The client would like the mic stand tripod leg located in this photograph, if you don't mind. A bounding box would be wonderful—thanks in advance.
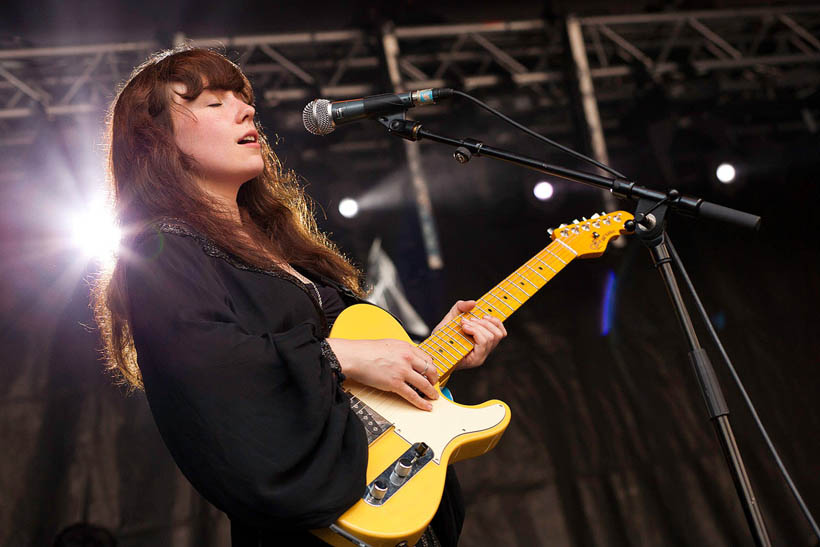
[632,197,771,546]
[650,241,771,547]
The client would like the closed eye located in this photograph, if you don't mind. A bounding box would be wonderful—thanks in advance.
[208,103,222,107]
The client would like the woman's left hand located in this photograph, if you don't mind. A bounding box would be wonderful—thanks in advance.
[432,300,507,370]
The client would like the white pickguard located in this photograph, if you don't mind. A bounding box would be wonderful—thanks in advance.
[349,385,507,464]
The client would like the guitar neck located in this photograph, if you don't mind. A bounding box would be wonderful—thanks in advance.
[418,238,579,381]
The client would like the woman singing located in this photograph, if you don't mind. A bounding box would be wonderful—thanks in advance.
[93,47,506,546]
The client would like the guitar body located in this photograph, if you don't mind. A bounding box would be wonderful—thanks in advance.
[313,303,511,547]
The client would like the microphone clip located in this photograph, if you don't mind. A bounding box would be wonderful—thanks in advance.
[379,114,422,142]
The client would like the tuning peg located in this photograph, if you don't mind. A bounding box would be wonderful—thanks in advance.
[582,216,588,221]
[547,228,554,235]
[558,223,567,228]
[601,211,606,215]
[591,213,600,219]
[572,219,580,224]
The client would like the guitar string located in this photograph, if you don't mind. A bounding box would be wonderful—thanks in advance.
[422,230,582,369]
[349,226,592,408]
[352,210,630,409]
[419,234,577,375]
[350,227,587,407]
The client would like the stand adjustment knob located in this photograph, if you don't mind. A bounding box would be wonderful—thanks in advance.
[453,146,472,164]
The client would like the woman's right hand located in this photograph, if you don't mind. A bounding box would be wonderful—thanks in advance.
[325,338,439,411]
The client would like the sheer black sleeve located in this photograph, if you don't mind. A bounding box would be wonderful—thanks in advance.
[125,231,367,530]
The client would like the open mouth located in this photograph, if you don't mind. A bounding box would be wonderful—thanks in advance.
[237,131,259,145]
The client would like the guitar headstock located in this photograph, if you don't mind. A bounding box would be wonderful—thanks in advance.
[548,211,634,258]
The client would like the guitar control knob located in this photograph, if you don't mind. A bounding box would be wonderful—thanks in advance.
[390,457,414,485]
[395,457,413,478]
[369,479,388,501]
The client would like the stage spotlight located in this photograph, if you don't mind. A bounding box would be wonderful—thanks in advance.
[716,163,736,184]
[533,181,554,201]
[338,197,359,219]
[71,205,120,263]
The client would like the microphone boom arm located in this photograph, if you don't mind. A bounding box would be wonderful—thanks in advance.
[379,116,760,231]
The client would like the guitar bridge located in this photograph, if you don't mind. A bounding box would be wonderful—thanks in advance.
[363,442,435,506]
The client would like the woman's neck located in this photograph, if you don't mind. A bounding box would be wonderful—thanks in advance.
[199,180,242,224]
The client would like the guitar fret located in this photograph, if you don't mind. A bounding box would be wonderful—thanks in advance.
[522,263,547,282]
[504,277,533,297]
[432,359,449,373]
[476,297,510,318]
[440,324,472,351]
[556,238,578,255]
[436,348,462,367]
[500,279,531,299]
[553,246,575,262]
[484,293,514,314]
[424,348,451,371]
[515,272,539,289]
[532,255,557,273]
[426,337,461,364]
[544,247,567,265]
[496,284,523,304]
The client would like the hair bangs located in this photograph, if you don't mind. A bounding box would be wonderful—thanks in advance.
[167,50,254,104]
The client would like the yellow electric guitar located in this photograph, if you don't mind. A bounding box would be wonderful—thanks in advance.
[313,211,634,547]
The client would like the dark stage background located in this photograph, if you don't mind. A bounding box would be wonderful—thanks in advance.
[1,1,819,546]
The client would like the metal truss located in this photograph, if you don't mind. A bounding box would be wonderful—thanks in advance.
[1,7,818,211]
[572,6,820,147]
[1,7,817,144]
[578,7,820,83]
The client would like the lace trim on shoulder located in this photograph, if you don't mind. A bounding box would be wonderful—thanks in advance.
[155,220,288,278]
[149,218,329,334]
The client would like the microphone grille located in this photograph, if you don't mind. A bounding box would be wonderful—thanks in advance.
[302,99,335,135]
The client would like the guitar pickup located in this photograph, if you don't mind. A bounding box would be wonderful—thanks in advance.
[349,393,392,445]
[363,442,434,506]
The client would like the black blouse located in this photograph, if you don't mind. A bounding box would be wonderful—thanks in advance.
[125,221,463,546]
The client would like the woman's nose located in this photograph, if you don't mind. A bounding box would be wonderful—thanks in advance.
[237,101,255,123]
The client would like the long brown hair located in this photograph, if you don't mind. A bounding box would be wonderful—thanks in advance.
[93,47,363,390]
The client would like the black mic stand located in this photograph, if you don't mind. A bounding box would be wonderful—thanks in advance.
[630,197,771,547]
[378,115,772,546]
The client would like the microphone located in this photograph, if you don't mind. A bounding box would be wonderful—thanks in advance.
[302,88,453,135]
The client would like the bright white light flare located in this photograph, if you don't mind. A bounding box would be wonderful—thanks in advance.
[716,163,736,184]
[339,198,359,218]
[533,181,554,201]
[71,205,121,262]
